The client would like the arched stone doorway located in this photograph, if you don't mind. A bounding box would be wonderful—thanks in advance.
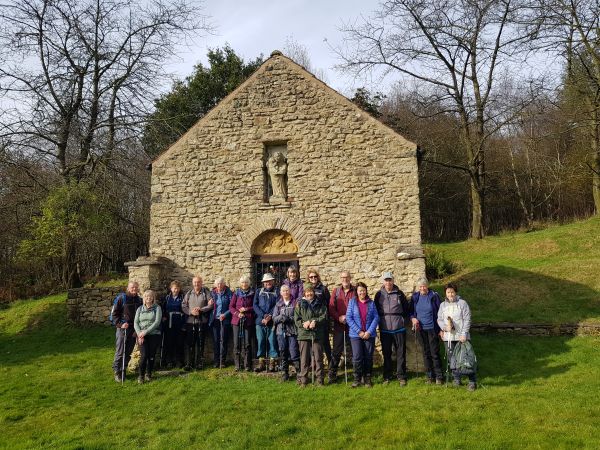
[251,229,299,288]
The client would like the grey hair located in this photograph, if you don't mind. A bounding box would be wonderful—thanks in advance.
[239,275,251,284]
[416,277,429,287]
[214,276,225,286]
[280,284,290,292]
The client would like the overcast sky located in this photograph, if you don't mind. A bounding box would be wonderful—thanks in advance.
[164,0,383,96]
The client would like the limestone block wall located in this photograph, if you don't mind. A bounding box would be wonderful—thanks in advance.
[67,287,124,325]
[147,53,425,295]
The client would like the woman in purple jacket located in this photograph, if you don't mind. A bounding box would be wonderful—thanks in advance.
[229,275,255,372]
[346,282,379,388]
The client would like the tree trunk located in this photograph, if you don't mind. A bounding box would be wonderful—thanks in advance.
[469,176,484,239]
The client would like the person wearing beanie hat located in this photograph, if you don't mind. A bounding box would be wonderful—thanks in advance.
[294,282,328,386]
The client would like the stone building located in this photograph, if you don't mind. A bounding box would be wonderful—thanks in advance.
[127,50,425,294]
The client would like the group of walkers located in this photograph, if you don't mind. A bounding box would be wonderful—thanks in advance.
[110,266,477,390]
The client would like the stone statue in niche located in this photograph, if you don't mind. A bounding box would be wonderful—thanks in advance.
[267,151,288,204]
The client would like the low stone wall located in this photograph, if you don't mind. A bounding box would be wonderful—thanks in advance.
[67,287,123,325]
[471,322,600,336]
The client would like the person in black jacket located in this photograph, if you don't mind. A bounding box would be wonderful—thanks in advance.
[111,281,143,382]
[374,272,411,386]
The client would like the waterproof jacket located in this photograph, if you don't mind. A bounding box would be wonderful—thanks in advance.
[161,292,185,330]
[282,278,304,302]
[374,285,411,332]
[313,282,331,306]
[112,293,142,329]
[134,304,162,336]
[437,296,472,341]
[329,285,356,332]
[182,287,212,325]
[346,298,379,339]
[294,297,328,342]
[272,298,297,336]
[210,286,233,326]
[253,286,279,323]
[229,288,256,327]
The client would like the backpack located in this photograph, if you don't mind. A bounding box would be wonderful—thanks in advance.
[109,293,126,326]
[450,341,478,375]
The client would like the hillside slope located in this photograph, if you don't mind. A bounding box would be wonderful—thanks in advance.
[429,216,600,323]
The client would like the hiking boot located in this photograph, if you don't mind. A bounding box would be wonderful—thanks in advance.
[254,357,266,373]
[351,379,361,388]
[183,365,192,372]
[328,370,338,384]
[399,378,407,387]
[364,376,373,388]
[281,371,290,382]
[114,372,122,383]
[453,379,461,387]
[144,373,152,382]
[426,378,434,385]
[316,379,324,387]
[468,382,477,391]
[137,375,144,384]
[269,358,278,373]
[435,378,444,385]
[382,378,390,385]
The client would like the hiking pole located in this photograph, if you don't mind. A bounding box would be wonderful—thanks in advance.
[264,324,269,372]
[159,330,165,370]
[445,317,454,388]
[311,332,315,385]
[121,327,127,384]
[342,328,348,385]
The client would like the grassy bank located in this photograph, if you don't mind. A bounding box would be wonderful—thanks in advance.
[429,216,600,323]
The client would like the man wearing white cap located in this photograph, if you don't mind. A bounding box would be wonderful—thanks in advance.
[253,273,280,372]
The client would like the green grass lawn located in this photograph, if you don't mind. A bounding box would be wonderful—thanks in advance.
[2,294,600,449]
[428,216,600,323]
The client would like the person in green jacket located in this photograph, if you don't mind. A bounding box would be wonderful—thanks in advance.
[294,283,328,387]
[134,289,162,384]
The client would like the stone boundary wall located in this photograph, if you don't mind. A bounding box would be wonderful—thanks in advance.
[471,322,600,336]
[67,287,124,325]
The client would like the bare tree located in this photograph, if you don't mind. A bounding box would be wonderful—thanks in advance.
[336,0,538,238]
[284,36,328,82]
[0,0,210,182]
[535,0,600,214]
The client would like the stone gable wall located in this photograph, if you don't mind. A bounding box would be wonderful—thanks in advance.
[147,54,425,293]
[67,287,124,325]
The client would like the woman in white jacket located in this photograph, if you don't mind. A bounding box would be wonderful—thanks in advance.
[437,283,476,391]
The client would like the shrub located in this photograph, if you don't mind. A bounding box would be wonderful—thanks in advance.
[425,247,457,280]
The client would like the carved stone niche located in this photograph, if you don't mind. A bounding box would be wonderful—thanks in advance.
[264,143,288,205]
[251,229,299,255]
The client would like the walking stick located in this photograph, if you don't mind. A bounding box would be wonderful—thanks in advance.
[264,324,269,371]
[121,327,127,384]
[310,332,315,385]
[159,330,165,370]
[343,327,348,385]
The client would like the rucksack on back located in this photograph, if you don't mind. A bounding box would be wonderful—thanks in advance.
[109,294,126,326]
[450,341,478,375]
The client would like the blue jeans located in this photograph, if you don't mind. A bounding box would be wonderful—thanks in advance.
[256,324,278,358]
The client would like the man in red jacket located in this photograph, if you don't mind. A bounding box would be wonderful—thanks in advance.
[327,271,356,383]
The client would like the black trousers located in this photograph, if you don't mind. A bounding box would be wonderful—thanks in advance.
[139,334,161,376]
[185,322,208,368]
[162,326,185,366]
[211,321,231,365]
[417,328,443,379]
[232,324,253,370]
[380,331,407,380]
[330,329,351,371]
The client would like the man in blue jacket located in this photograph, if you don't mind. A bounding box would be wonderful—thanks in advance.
[410,277,443,384]
[254,273,279,372]
[111,281,142,382]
